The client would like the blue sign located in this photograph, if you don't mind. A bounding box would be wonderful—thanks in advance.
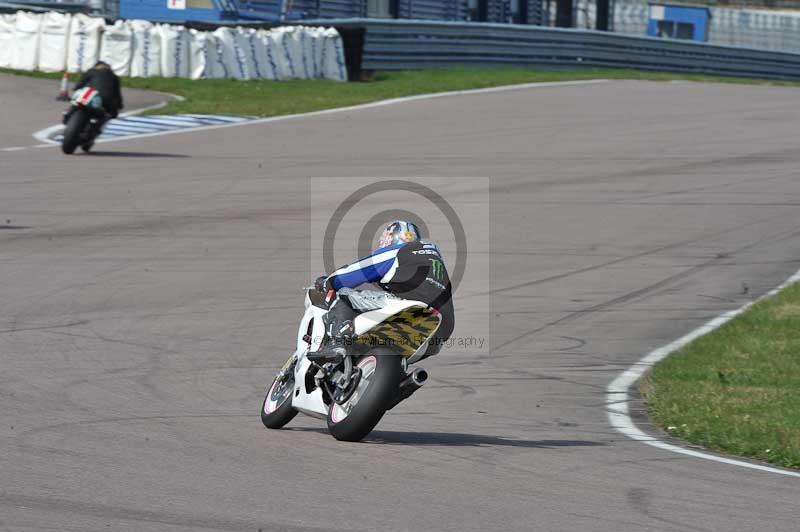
[647,3,711,42]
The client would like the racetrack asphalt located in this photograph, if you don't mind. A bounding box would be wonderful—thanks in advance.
[1,76,799,532]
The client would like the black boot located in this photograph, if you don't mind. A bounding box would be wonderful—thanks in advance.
[306,344,346,364]
[307,319,354,364]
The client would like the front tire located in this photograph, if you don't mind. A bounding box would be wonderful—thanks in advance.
[327,348,403,442]
[261,357,298,429]
[61,110,88,155]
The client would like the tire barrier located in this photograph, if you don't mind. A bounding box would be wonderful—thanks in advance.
[0,11,347,81]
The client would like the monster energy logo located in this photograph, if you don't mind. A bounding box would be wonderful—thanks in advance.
[430,258,444,280]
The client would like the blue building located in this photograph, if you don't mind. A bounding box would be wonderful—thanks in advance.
[646,3,711,42]
[118,0,545,26]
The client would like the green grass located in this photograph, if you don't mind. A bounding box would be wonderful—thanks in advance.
[642,282,800,470]
[3,66,800,118]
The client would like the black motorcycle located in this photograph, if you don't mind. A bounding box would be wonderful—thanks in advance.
[61,86,106,154]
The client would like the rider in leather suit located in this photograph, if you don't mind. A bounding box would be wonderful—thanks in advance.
[73,61,124,118]
[63,61,124,148]
[311,221,455,362]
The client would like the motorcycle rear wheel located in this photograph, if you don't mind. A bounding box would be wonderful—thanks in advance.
[327,348,402,442]
[261,357,298,429]
[61,110,88,155]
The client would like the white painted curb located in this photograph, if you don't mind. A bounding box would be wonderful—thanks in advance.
[607,269,800,478]
[32,92,186,145]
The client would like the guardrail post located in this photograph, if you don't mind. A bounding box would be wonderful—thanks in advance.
[555,0,573,27]
[596,0,610,31]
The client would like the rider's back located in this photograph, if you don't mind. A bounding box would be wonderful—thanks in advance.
[74,64,123,116]
[323,221,456,352]
[379,240,455,342]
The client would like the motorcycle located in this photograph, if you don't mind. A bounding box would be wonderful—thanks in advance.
[61,86,106,154]
[261,287,441,441]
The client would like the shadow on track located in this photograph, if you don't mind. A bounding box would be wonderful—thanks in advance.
[284,427,605,448]
[81,151,190,158]
[367,431,607,448]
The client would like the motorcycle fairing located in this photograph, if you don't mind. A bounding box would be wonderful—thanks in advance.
[354,300,441,363]
[291,354,329,419]
[290,291,330,418]
[72,86,103,109]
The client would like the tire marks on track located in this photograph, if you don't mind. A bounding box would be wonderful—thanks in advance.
[491,221,800,352]
[484,209,795,299]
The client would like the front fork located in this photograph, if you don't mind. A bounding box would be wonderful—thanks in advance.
[62,106,75,125]
[275,354,296,384]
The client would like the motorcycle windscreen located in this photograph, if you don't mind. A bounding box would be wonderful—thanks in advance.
[355,306,441,359]
[307,288,328,309]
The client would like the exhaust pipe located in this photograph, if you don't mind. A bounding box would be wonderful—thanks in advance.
[408,368,428,387]
[387,368,428,410]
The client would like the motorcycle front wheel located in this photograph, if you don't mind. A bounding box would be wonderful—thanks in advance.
[61,109,88,155]
[327,347,402,442]
[261,356,298,429]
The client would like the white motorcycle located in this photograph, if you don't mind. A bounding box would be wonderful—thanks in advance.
[261,287,441,441]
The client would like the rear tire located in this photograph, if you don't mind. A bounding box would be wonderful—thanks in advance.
[61,110,88,155]
[261,358,298,429]
[327,348,403,442]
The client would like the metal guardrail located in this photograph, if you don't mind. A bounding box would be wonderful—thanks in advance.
[0,0,92,13]
[319,19,800,80]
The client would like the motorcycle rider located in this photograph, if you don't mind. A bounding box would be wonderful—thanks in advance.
[310,221,455,363]
[64,61,124,147]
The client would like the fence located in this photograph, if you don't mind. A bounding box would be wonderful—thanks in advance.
[581,0,800,55]
[322,18,800,80]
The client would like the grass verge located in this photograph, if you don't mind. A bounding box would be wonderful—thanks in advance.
[3,67,800,118]
[641,282,800,470]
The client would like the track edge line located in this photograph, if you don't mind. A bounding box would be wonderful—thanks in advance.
[605,268,800,478]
